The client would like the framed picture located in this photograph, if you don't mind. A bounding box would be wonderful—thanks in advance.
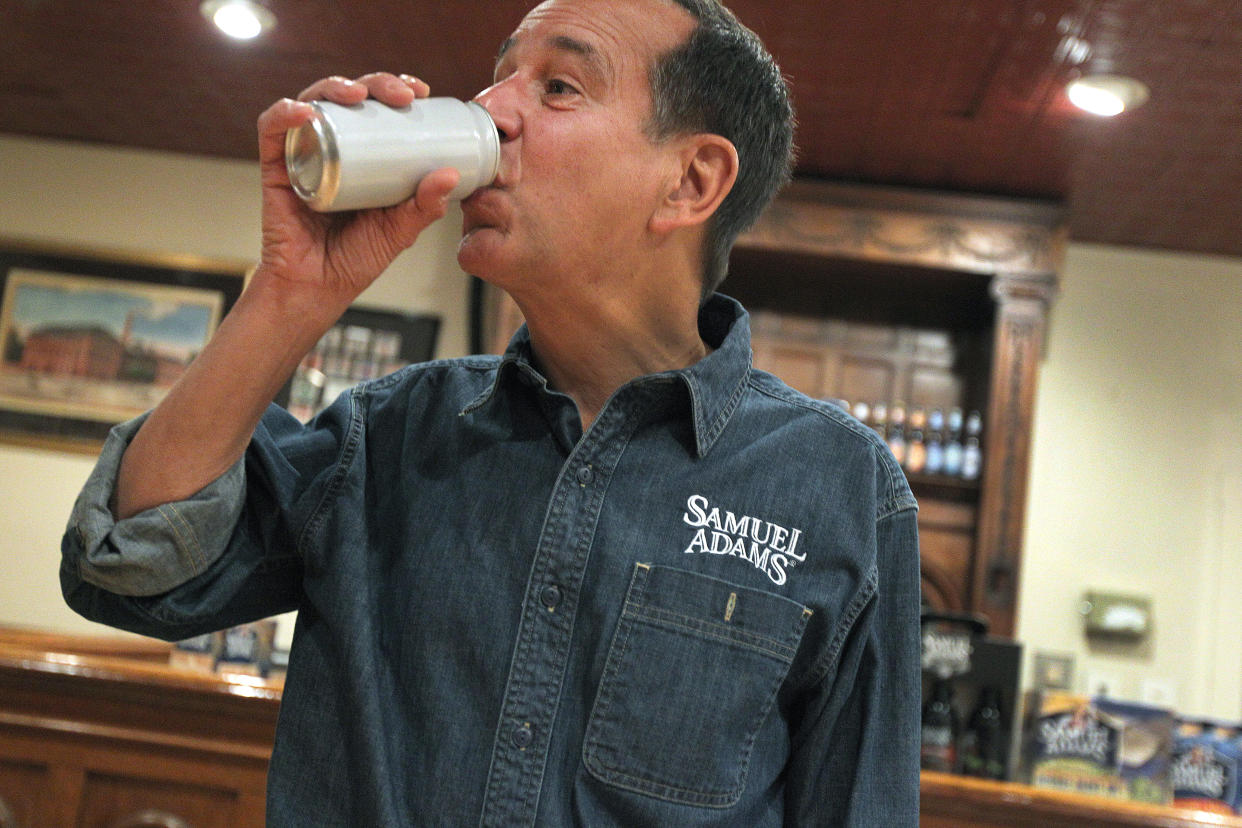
[0,239,248,452]
[279,305,440,422]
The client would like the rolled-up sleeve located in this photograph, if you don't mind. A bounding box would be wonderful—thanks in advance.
[59,400,341,641]
[63,414,247,598]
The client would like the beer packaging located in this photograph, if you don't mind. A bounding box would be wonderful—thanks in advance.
[1171,720,1242,814]
[1023,691,1174,805]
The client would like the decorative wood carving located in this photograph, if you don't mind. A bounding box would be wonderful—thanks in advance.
[739,180,1067,277]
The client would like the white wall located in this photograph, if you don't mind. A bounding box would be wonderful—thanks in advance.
[0,134,472,637]
[1016,244,1242,720]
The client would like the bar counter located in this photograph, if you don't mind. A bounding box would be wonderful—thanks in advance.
[921,771,1242,828]
[2,628,1239,827]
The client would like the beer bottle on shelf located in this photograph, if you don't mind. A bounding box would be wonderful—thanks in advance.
[943,407,964,477]
[921,674,960,773]
[886,401,907,466]
[961,410,983,480]
[905,406,927,474]
[960,686,1007,780]
[924,430,944,475]
[870,401,888,439]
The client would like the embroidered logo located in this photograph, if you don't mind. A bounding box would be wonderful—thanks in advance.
[681,494,806,586]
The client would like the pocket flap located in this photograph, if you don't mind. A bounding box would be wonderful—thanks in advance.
[624,563,812,663]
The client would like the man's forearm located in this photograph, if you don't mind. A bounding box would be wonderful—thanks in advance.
[114,273,347,520]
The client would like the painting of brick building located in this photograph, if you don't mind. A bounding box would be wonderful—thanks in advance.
[0,267,225,424]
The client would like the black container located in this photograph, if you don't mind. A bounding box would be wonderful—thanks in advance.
[920,611,1023,780]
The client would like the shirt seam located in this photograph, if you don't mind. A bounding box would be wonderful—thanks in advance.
[296,384,367,556]
[796,562,879,692]
[694,362,750,456]
[748,378,917,520]
[156,501,206,576]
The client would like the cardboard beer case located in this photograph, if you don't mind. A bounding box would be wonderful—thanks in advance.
[1023,691,1175,805]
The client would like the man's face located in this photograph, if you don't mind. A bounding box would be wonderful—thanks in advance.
[457,0,696,290]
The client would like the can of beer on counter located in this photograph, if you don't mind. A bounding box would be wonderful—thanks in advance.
[284,98,500,212]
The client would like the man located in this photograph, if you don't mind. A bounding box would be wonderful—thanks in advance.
[62,0,921,824]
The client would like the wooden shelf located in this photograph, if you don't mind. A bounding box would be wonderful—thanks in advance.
[922,771,1242,828]
[907,472,982,501]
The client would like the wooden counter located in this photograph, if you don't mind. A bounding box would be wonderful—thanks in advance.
[922,771,1242,828]
[0,629,279,828]
[3,628,1240,827]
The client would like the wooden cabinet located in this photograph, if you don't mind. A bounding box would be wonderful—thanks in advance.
[0,631,277,828]
[731,181,1062,636]
[476,181,1062,636]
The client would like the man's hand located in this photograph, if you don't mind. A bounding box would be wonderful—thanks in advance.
[113,72,461,520]
[254,72,461,319]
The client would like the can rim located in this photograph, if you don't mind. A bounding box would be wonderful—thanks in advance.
[466,100,501,187]
[285,102,341,210]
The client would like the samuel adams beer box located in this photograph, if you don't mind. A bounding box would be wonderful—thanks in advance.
[1023,691,1175,805]
[1171,719,1242,814]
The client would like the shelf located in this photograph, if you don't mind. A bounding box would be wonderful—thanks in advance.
[908,472,982,502]
[921,771,1242,828]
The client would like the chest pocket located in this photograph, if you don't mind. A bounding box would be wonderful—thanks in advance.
[582,563,812,808]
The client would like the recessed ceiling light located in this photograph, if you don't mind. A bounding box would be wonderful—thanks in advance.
[200,0,275,41]
[1066,74,1149,117]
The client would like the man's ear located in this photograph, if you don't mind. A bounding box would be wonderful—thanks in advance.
[650,134,739,235]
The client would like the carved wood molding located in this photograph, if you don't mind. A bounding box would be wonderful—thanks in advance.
[971,272,1054,635]
[738,179,1067,277]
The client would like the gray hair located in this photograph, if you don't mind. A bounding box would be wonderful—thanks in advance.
[646,0,796,300]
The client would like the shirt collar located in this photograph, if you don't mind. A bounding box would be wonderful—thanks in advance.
[461,293,752,458]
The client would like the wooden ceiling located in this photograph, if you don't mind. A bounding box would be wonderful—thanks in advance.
[3,0,1241,259]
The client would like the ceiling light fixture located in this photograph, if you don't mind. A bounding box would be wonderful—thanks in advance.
[200,0,275,41]
[1066,74,1149,117]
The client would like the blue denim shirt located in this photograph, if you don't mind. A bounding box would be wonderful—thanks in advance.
[62,294,920,827]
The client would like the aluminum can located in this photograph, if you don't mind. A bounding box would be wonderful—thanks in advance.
[285,98,500,212]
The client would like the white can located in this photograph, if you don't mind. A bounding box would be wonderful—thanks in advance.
[284,98,500,212]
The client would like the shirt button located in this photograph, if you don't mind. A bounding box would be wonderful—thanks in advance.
[512,723,534,749]
[540,585,562,610]
[576,466,594,486]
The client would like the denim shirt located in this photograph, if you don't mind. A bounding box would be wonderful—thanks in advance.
[62,294,920,827]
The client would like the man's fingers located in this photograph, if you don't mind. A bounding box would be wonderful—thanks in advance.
[376,168,461,249]
[295,73,426,108]
[414,167,462,212]
[257,98,315,171]
[398,75,433,98]
[296,75,370,104]
[353,72,422,106]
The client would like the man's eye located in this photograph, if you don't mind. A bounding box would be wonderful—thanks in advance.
[546,79,578,96]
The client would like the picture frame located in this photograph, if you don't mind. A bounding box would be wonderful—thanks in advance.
[278,305,440,422]
[0,239,249,453]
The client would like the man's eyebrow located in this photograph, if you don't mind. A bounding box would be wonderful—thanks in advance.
[548,35,610,81]
[493,33,611,83]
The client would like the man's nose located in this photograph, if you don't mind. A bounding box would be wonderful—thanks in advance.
[473,80,520,143]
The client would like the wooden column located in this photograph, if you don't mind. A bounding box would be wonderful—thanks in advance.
[973,270,1057,635]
